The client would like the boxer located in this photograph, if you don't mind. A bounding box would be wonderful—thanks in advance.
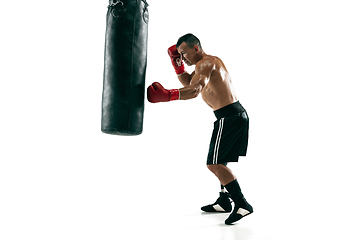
[147,33,253,224]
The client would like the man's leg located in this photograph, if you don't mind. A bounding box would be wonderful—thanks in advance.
[207,164,236,186]
[201,163,233,213]
[207,164,253,224]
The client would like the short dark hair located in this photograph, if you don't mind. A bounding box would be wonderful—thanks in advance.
[176,33,202,50]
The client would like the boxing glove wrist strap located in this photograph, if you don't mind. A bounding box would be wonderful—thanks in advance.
[169,89,180,101]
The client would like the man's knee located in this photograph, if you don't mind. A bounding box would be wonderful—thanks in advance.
[207,164,223,174]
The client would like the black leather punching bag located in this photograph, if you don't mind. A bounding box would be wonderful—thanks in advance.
[101,0,149,135]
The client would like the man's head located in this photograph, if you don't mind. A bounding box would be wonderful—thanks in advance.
[176,33,203,66]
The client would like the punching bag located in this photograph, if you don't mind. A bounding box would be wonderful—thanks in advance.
[101,0,149,135]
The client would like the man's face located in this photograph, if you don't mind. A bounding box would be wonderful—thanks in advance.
[177,42,198,66]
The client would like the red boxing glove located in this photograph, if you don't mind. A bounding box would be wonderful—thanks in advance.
[147,82,180,103]
[167,45,185,75]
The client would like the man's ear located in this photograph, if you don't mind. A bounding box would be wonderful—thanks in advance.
[194,45,200,53]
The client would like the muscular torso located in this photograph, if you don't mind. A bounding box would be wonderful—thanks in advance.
[193,55,237,111]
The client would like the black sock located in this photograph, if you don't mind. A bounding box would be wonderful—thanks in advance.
[225,179,244,200]
[221,184,226,193]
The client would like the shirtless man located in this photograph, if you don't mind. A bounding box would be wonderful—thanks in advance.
[147,33,253,224]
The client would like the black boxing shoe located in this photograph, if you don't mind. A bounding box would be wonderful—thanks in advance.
[201,192,232,213]
[224,197,253,225]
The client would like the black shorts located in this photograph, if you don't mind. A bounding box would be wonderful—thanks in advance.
[207,101,249,165]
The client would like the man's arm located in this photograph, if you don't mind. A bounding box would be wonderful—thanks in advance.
[178,71,195,87]
[178,74,206,100]
[147,57,214,103]
[178,60,213,100]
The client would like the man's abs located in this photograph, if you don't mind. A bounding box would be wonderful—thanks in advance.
[201,87,237,110]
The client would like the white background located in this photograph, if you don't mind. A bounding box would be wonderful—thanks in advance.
[1,0,359,239]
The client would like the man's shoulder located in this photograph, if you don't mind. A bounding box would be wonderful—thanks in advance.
[200,55,219,64]
[195,55,217,72]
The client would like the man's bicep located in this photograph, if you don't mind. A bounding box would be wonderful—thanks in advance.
[190,73,207,90]
[188,60,213,86]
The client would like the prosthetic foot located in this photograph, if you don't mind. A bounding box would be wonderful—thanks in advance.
[224,197,253,225]
[201,192,232,213]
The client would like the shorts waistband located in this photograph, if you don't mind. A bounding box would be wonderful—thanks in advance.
[213,101,245,120]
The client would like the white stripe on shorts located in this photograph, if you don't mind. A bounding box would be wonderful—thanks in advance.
[213,118,224,164]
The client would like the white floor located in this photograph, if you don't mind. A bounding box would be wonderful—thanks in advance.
[2,115,360,240]
[2,134,360,240]
[114,199,359,240]
[137,208,266,240]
